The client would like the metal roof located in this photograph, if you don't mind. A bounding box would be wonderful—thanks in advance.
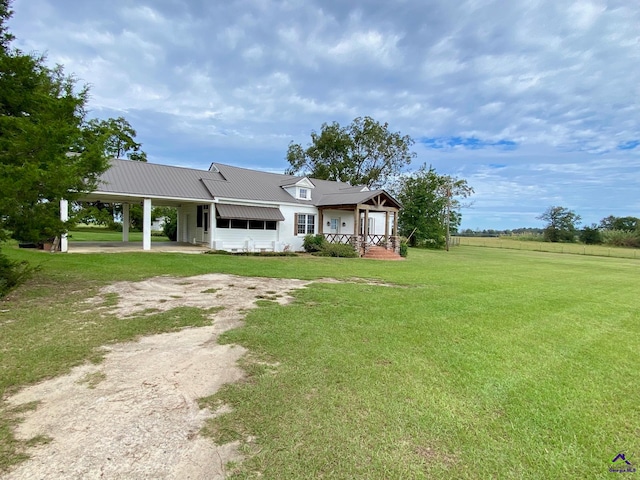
[89,159,401,209]
[93,159,215,201]
[316,190,402,208]
[216,204,284,221]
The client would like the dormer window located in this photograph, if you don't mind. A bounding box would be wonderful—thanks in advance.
[282,177,315,200]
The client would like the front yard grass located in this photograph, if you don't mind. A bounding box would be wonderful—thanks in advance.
[1,245,638,478]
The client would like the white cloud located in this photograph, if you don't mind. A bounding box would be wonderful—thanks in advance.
[327,30,402,67]
[7,0,640,228]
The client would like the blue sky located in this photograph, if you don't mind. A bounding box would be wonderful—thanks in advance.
[9,0,640,230]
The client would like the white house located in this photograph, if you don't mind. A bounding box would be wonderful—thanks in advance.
[65,159,402,256]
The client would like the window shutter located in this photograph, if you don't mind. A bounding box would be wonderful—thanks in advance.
[294,213,298,235]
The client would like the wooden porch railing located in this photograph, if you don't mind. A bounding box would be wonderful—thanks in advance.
[323,234,400,256]
[365,234,387,246]
[323,233,353,245]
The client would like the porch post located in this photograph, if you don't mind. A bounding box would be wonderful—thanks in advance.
[363,208,369,237]
[318,207,324,235]
[353,205,360,237]
[353,205,361,255]
[393,211,398,236]
[175,206,181,243]
[142,198,152,250]
[122,203,130,242]
[209,203,215,249]
[385,211,390,249]
[60,199,68,253]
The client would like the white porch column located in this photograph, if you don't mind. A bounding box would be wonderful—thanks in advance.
[122,203,130,242]
[208,203,215,249]
[60,199,69,253]
[385,211,390,249]
[175,206,181,243]
[143,198,152,250]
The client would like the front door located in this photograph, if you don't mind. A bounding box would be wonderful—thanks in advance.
[330,218,340,234]
[196,205,209,242]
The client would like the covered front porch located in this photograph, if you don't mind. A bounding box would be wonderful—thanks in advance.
[317,191,401,257]
[61,194,288,254]
[60,194,191,253]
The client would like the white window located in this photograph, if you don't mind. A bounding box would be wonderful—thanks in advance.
[299,188,309,199]
[297,214,315,235]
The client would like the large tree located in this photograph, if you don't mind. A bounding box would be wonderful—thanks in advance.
[82,116,147,162]
[0,0,110,296]
[286,116,415,189]
[537,206,581,242]
[0,2,108,243]
[599,215,638,232]
[394,165,473,248]
[75,117,148,227]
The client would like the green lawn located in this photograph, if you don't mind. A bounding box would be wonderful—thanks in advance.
[1,245,638,478]
[456,235,640,259]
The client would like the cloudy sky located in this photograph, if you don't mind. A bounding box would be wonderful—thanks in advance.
[9,0,640,230]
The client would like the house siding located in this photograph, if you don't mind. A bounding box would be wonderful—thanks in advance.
[279,204,318,251]
[320,209,355,236]
[212,227,279,252]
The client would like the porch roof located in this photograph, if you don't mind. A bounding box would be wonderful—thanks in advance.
[316,190,401,209]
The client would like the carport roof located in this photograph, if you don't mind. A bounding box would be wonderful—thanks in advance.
[89,159,216,201]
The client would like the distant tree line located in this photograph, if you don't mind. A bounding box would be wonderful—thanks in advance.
[458,228,544,237]
[459,210,640,249]
[535,207,639,248]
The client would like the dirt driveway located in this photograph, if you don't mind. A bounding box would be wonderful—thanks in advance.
[3,274,314,479]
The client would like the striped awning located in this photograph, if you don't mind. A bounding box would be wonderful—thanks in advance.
[215,204,284,221]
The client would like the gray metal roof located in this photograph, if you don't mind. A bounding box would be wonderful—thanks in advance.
[316,190,402,208]
[90,159,401,208]
[94,159,215,200]
[216,204,284,221]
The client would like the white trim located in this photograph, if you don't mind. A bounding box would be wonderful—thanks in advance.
[281,177,315,189]
[143,199,152,250]
[60,199,68,253]
[209,203,215,249]
[214,197,310,208]
[214,198,281,207]
[87,191,214,204]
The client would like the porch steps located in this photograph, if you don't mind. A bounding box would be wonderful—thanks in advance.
[363,245,404,261]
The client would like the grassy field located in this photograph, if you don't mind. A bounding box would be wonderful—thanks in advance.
[1,245,638,478]
[455,235,640,259]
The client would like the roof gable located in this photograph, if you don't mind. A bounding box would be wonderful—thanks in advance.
[280,176,315,189]
[316,189,402,209]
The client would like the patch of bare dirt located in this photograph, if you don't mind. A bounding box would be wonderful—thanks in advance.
[2,274,312,480]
